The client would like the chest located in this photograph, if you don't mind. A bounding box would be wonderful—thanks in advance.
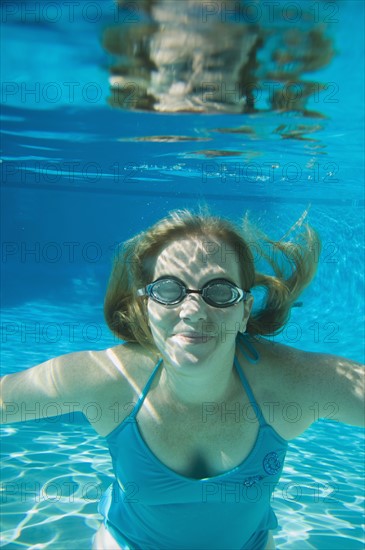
[135,398,260,479]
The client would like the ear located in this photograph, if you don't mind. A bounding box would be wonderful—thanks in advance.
[240,294,254,333]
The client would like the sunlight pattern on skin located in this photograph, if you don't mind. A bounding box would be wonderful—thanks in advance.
[145,238,250,397]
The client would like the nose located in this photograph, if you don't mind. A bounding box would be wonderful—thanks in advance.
[179,294,208,321]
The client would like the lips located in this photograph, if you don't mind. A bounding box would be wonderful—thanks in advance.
[174,332,213,343]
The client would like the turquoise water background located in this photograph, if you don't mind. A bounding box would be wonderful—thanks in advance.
[1,1,364,548]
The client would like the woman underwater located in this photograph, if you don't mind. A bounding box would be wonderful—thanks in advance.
[1,209,364,550]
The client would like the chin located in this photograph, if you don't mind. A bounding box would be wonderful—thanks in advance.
[166,343,217,367]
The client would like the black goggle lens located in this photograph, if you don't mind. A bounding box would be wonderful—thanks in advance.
[151,279,185,303]
[205,282,238,305]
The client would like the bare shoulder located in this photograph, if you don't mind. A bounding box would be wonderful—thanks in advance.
[249,338,365,435]
[83,342,160,436]
[254,337,363,387]
[0,342,159,431]
[79,342,158,400]
[80,343,157,386]
[57,341,158,392]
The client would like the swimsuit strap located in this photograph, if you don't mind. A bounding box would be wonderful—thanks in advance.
[128,334,260,421]
[234,337,266,427]
[128,358,163,420]
[236,332,259,364]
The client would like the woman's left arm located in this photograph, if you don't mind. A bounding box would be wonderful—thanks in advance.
[304,352,364,427]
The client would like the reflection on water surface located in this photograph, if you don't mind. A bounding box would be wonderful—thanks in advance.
[103,0,335,115]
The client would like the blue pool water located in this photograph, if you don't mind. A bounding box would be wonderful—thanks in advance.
[1,1,364,548]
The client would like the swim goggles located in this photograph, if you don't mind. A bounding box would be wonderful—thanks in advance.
[137,276,249,308]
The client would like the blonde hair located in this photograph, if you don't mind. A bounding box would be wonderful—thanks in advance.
[104,208,321,349]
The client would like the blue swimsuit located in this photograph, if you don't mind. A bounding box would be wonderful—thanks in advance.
[99,335,288,549]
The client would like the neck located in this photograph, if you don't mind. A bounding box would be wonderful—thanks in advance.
[158,346,237,411]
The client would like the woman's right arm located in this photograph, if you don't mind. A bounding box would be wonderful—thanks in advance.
[0,350,105,424]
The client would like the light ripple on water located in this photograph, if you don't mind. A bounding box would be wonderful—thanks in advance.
[1,419,364,549]
[1,423,111,549]
[1,298,364,548]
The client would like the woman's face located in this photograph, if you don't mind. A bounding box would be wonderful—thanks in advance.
[146,236,253,369]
